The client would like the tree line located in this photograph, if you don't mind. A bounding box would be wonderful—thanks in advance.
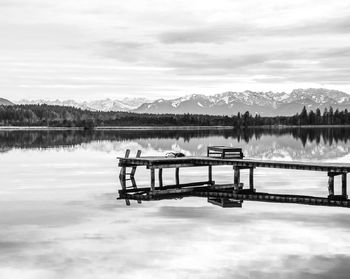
[0,104,349,127]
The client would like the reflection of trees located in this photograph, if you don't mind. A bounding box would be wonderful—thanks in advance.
[0,127,350,151]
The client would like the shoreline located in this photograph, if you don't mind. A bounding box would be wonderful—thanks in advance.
[1,124,350,131]
[0,125,235,131]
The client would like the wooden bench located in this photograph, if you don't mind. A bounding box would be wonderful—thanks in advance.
[207,146,244,159]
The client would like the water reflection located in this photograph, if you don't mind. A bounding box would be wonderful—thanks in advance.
[1,128,350,278]
[1,127,350,161]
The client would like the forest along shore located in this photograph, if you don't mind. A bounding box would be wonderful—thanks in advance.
[0,104,349,128]
[0,126,234,131]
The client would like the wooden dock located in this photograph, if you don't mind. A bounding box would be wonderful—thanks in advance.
[118,146,350,208]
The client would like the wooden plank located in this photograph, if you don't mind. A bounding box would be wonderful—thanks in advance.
[148,163,197,169]
[119,155,350,172]
[207,198,242,208]
[118,180,213,194]
[194,191,350,208]
[122,190,350,208]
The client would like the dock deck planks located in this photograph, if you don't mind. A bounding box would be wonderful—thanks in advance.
[118,156,350,172]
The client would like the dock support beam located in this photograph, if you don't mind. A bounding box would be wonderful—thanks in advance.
[208,166,213,185]
[328,173,335,197]
[175,168,180,185]
[130,150,141,179]
[119,149,130,206]
[342,173,347,199]
[249,168,254,191]
[150,168,155,192]
[234,167,240,186]
[159,169,163,188]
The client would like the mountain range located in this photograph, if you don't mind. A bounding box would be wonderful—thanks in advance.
[2,88,350,116]
[16,97,149,112]
[134,88,350,116]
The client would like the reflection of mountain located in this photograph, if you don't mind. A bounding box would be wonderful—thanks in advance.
[1,128,350,161]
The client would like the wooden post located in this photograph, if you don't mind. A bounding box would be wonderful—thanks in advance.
[119,149,130,206]
[234,167,240,186]
[249,168,254,191]
[328,173,334,197]
[175,168,180,185]
[119,149,130,180]
[130,150,141,178]
[159,168,163,188]
[342,173,347,198]
[208,165,213,185]
[150,168,155,192]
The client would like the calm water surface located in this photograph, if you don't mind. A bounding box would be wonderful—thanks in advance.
[1,128,350,279]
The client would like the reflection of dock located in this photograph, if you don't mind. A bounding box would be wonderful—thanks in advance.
[118,146,350,208]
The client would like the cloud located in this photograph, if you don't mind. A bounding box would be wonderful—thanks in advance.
[158,17,350,44]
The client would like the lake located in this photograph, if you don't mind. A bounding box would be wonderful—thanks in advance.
[1,127,350,279]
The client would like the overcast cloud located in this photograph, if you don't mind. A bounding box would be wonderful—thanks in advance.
[0,0,350,101]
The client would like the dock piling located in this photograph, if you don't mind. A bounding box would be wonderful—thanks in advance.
[328,173,335,197]
[159,169,163,188]
[249,167,254,191]
[119,149,130,206]
[342,173,347,198]
[208,165,213,185]
[175,168,180,185]
[234,167,240,186]
[150,168,155,192]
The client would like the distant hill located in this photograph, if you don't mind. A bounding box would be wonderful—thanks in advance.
[134,88,350,116]
[0,98,13,106]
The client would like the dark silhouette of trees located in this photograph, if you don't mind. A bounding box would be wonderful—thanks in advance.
[0,104,350,127]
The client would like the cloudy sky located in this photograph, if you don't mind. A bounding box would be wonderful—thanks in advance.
[1,0,350,101]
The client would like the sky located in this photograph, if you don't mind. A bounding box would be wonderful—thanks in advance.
[1,0,350,101]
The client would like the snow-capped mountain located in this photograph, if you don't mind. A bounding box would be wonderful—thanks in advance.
[134,88,350,116]
[12,88,350,116]
[0,98,13,106]
[17,97,149,112]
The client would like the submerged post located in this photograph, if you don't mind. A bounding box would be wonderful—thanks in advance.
[119,149,130,206]
[342,173,347,199]
[159,169,163,188]
[249,167,254,191]
[208,165,213,185]
[328,173,334,197]
[130,150,141,178]
[234,167,240,186]
[175,168,180,185]
[150,168,155,192]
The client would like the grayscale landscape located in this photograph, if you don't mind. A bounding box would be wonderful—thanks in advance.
[1,0,350,278]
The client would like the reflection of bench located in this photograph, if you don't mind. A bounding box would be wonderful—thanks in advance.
[207,146,244,159]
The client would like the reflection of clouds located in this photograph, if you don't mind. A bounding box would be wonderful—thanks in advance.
[155,205,350,229]
[2,135,350,278]
[77,135,350,162]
